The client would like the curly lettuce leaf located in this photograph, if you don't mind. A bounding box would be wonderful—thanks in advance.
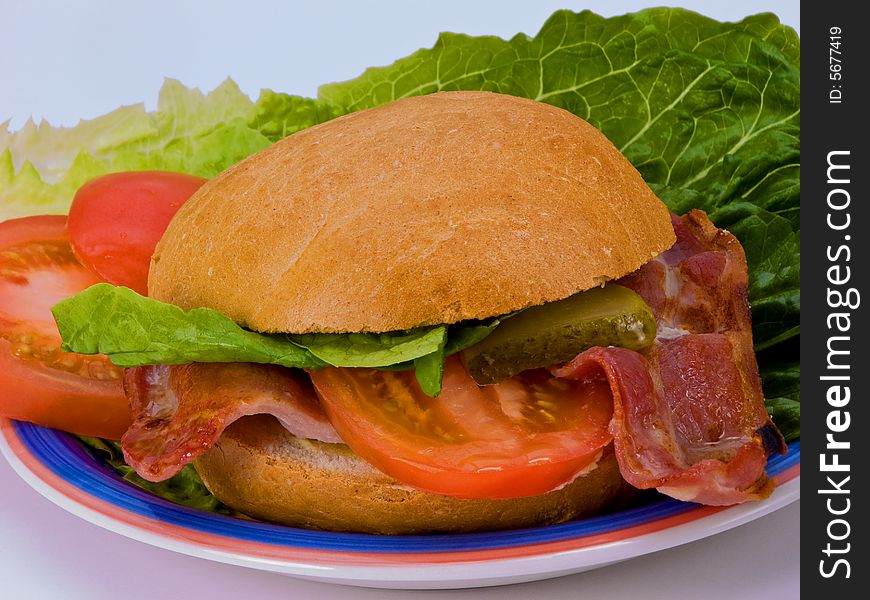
[0,79,273,219]
[250,89,342,142]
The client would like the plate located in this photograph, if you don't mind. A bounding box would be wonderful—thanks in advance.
[0,418,799,589]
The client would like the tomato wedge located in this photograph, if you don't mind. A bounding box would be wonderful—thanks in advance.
[309,357,613,499]
[0,215,130,438]
[67,171,206,295]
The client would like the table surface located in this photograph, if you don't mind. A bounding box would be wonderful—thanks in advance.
[2,2,800,598]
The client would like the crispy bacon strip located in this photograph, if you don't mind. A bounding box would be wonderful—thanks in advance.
[122,362,341,481]
[554,211,785,505]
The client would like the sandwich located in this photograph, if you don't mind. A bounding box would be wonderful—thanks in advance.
[52,91,786,533]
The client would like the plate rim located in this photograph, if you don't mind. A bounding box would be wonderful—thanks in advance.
[0,418,800,585]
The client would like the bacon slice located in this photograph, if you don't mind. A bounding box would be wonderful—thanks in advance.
[122,362,341,481]
[554,211,785,505]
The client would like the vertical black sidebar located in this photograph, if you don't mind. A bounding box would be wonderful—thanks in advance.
[802,3,867,596]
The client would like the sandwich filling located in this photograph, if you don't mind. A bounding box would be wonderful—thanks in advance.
[119,211,785,506]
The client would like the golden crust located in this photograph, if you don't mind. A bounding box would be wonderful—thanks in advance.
[149,91,675,333]
[193,415,634,534]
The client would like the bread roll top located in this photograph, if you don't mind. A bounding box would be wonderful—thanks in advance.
[149,91,675,333]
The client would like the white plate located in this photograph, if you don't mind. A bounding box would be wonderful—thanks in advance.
[0,418,799,589]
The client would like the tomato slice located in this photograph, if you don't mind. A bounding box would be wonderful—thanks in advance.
[67,171,206,295]
[309,357,613,499]
[0,215,130,438]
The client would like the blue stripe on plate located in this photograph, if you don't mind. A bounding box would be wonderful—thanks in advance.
[13,420,799,553]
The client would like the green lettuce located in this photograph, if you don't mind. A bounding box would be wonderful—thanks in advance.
[77,436,233,514]
[52,284,481,396]
[758,339,800,442]
[0,80,278,218]
[53,284,514,397]
[289,328,446,369]
[378,318,504,395]
[412,335,449,397]
[52,283,322,369]
[709,202,800,351]
[4,7,800,446]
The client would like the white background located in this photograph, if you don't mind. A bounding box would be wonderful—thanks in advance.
[1,1,800,598]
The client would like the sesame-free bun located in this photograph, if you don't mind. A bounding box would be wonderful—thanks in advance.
[149,91,675,333]
[193,415,634,534]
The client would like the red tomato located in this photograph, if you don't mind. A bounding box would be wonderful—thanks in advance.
[67,171,206,295]
[309,357,614,499]
[0,215,130,438]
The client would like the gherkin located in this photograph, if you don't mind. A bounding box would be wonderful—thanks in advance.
[462,284,656,384]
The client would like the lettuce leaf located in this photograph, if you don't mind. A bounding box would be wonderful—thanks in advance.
[758,338,799,441]
[0,80,273,218]
[77,436,233,514]
[52,284,484,396]
[290,327,447,368]
[413,334,449,397]
[52,283,323,369]
[709,202,800,351]
[765,397,799,442]
[375,318,503,396]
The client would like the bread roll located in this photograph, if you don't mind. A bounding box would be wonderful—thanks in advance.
[149,91,674,333]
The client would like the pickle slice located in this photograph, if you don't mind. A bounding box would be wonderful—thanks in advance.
[462,284,656,384]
